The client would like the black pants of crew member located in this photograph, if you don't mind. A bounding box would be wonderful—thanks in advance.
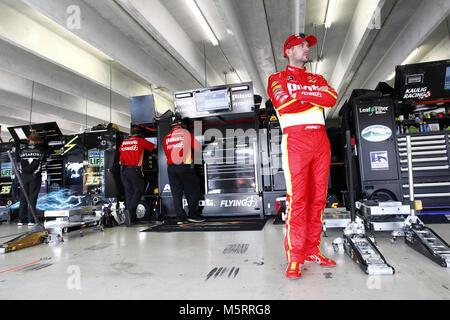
[167,164,200,222]
[120,166,145,224]
[19,173,41,223]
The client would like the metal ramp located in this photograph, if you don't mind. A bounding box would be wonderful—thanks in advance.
[333,130,395,275]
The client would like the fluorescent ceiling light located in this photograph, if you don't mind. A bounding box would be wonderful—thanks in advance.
[401,48,419,65]
[325,0,336,29]
[185,0,218,46]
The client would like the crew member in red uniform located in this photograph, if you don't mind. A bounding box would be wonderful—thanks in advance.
[163,116,204,225]
[267,33,338,279]
[119,125,156,226]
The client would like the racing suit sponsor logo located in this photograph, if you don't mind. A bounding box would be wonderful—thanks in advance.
[286,83,328,95]
[166,136,184,143]
[120,145,138,151]
[121,140,138,145]
[305,125,322,130]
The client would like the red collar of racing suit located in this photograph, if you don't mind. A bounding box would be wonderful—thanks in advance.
[285,65,307,77]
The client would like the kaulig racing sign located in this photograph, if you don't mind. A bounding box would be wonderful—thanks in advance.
[402,87,431,100]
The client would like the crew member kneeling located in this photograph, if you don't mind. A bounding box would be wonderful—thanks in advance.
[119,125,156,227]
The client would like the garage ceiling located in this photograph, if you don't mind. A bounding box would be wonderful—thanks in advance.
[0,0,449,140]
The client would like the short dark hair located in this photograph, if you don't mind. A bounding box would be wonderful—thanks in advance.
[171,115,187,128]
[130,125,144,136]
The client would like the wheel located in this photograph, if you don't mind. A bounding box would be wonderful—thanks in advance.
[390,236,396,244]
[136,199,158,221]
[136,200,151,221]
[369,189,397,202]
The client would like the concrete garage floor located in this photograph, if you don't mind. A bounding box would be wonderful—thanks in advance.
[0,218,449,300]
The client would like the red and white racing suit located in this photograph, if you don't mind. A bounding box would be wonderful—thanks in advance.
[267,65,337,264]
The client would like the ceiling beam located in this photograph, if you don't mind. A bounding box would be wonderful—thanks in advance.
[0,37,130,115]
[19,0,200,99]
[212,0,268,100]
[362,0,450,90]
[115,0,223,88]
[328,0,385,90]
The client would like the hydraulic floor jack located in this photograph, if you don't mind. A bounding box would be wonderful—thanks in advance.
[0,151,48,254]
[333,130,395,275]
[402,135,450,268]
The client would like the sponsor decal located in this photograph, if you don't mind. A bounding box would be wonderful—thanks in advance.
[231,93,252,100]
[220,196,257,208]
[120,145,138,151]
[163,184,171,192]
[305,125,321,130]
[180,196,258,208]
[403,87,431,100]
[358,105,389,116]
[183,199,215,207]
[287,83,327,94]
[370,151,389,170]
[361,125,392,142]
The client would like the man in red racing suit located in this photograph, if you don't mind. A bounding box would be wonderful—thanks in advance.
[267,33,338,279]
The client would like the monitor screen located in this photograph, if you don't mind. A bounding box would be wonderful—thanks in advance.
[88,150,104,167]
[445,66,450,90]
[195,88,231,112]
[129,95,155,125]
[1,162,12,177]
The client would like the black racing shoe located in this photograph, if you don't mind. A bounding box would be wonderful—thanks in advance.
[177,220,189,225]
[124,209,132,227]
[187,216,206,223]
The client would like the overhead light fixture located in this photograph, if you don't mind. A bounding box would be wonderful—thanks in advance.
[325,0,336,29]
[185,0,219,46]
[401,47,419,65]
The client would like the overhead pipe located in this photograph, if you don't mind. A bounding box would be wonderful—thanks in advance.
[292,0,306,34]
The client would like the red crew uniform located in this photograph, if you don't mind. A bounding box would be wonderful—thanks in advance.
[119,136,155,166]
[163,125,203,223]
[119,135,155,226]
[163,126,201,164]
[268,63,337,266]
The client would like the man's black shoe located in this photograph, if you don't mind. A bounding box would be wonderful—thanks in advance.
[177,220,189,225]
[187,216,206,223]
[124,209,132,227]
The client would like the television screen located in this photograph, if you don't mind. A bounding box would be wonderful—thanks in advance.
[445,66,450,90]
[88,150,104,167]
[1,162,12,177]
[195,88,231,112]
[129,95,155,125]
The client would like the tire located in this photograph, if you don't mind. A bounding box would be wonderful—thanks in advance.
[136,200,151,221]
[369,189,397,202]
